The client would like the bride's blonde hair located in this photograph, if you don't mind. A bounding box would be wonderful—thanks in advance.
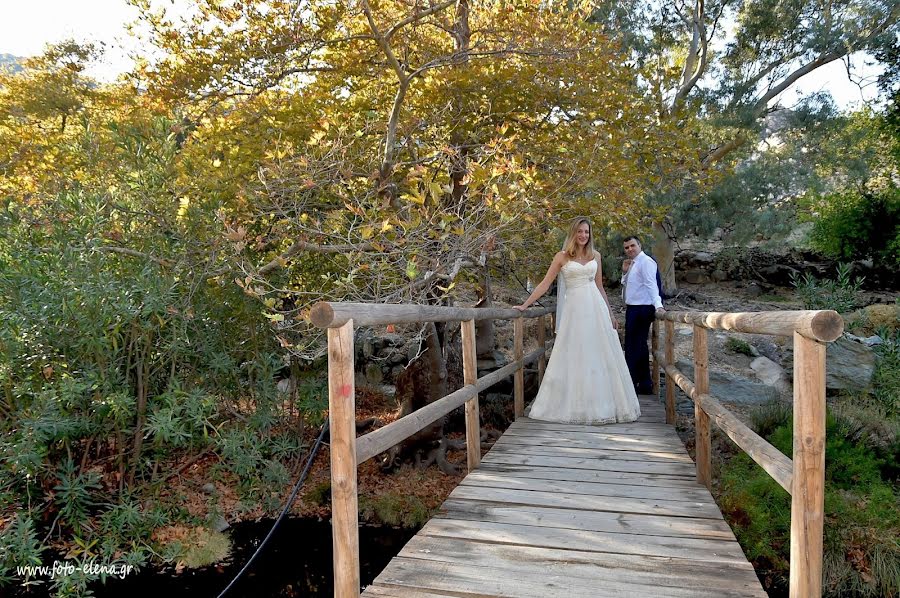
[562,217,595,259]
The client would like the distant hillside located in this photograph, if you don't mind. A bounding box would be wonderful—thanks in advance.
[0,54,23,73]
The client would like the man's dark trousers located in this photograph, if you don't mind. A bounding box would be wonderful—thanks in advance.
[625,304,655,394]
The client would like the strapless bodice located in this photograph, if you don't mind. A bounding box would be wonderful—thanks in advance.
[561,259,597,289]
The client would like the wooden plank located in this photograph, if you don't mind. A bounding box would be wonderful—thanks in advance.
[437,498,736,540]
[446,485,724,519]
[460,319,480,471]
[514,318,524,419]
[516,419,675,435]
[481,452,697,477]
[486,441,695,464]
[475,462,704,488]
[694,324,712,489]
[500,427,685,448]
[790,331,826,598]
[459,470,716,502]
[327,320,360,598]
[396,535,766,596]
[419,518,753,563]
[537,314,546,383]
[665,319,676,423]
[376,554,765,598]
[498,431,686,454]
[652,319,660,395]
[363,585,466,597]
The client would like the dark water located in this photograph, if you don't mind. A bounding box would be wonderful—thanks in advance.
[13,519,417,597]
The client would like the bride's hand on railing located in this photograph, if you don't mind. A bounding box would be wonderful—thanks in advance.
[514,304,527,312]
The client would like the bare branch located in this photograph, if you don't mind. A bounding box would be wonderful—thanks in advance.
[258,239,377,275]
[95,246,173,267]
[385,0,457,41]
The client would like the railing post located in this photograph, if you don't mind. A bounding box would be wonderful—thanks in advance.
[693,324,711,489]
[537,315,546,384]
[460,319,481,471]
[651,320,660,396]
[790,332,825,597]
[327,320,359,598]
[664,320,676,425]
[514,318,524,419]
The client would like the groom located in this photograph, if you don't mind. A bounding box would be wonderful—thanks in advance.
[622,236,665,395]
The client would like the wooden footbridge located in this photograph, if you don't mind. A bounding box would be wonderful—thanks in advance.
[310,302,844,598]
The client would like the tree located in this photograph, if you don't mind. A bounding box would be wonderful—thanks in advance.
[589,0,900,292]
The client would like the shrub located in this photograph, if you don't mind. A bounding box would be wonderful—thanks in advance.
[719,412,900,597]
[802,187,900,267]
[792,262,863,313]
[725,337,755,356]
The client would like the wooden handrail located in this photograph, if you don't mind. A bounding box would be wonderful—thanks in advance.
[356,348,546,464]
[656,309,839,597]
[658,309,842,342]
[655,354,793,492]
[311,301,553,598]
[310,301,553,328]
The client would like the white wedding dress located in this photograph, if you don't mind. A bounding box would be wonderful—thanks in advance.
[529,259,641,424]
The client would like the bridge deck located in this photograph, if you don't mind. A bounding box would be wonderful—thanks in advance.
[361,396,766,597]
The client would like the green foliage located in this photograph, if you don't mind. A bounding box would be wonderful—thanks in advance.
[872,329,900,418]
[53,460,102,535]
[360,492,431,528]
[303,481,331,506]
[0,515,45,587]
[792,263,863,313]
[802,187,900,267]
[173,529,231,569]
[725,337,754,356]
[720,404,900,597]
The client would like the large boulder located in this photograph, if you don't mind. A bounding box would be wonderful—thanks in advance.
[825,336,876,393]
[675,359,779,405]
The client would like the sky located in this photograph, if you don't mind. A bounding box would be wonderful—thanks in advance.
[0,0,887,111]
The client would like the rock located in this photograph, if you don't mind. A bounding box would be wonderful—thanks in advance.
[211,516,230,533]
[846,333,883,347]
[693,252,715,265]
[678,327,693,336]
[477,350,509,371]
[750,356,788,392]
[745,282,765,298]
[759,264,799,286]
[825,336,876,393]
[364,362,383,384]
[683,269,710,284]
[711,269,728,282]
[676,359,778,404]
[201,483,217,495]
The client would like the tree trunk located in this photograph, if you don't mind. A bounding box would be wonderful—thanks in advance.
[475,265,495,358]
[651,218,677,297]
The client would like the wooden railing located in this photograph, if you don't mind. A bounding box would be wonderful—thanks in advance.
[309,302,554,598]
[651,309,843,598]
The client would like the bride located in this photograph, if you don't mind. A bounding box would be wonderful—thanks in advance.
[514,217,640,424]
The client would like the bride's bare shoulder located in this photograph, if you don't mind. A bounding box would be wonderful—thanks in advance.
[553,251,568,263]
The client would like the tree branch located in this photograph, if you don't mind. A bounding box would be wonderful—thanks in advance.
[258,239,377,275]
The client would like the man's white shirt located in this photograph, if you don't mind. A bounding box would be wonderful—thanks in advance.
[622,251,663,308]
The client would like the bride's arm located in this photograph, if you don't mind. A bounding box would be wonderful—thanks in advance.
[514,252,566,311]
[593,251,618,329]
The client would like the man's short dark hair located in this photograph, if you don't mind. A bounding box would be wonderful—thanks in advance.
[623,236,641,245]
